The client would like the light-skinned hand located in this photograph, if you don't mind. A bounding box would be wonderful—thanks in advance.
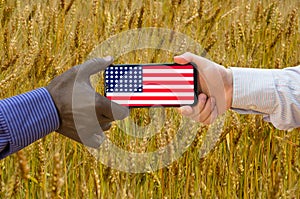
[174,52,233,124]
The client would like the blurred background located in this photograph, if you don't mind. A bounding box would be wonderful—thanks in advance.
[0,0,299,198]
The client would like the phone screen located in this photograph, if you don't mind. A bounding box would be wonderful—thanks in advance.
[104,63,198,107]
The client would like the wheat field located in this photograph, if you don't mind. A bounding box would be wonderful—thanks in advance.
[0,0,299,198]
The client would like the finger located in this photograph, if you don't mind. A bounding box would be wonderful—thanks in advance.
[80,133,106,148]
[79,56,114,80]
[95,93,129,120]
[191,93,207,115]
[97,115,113,123]
[177,106,194,116]
[192,97,215,122]
[202,104,218,125]
[100,122,112,131]
[177,93,207,117]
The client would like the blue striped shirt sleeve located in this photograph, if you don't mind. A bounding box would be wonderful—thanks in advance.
[231,66,300,130]
[0,88,59,159]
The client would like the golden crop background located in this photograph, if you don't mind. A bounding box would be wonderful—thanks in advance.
[0,0,299,198]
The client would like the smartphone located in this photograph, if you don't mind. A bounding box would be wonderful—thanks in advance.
[104,63,198,108]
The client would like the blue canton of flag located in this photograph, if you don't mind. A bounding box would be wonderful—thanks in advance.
[105,66,143,93]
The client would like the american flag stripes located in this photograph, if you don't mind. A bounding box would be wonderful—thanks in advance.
[105,64,196,107]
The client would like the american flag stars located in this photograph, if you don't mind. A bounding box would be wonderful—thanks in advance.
[105,66,143,93]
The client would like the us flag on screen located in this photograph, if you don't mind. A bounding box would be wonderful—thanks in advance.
[105,64,195,107]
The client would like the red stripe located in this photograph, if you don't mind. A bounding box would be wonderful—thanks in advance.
[143,81,194,85]
[120,104,182,107]
[143,65,193,69]
[107,96,194,100]
[143,73,193,77]
[143,89,194,92]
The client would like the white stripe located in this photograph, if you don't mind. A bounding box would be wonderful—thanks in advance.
[143,77,194,81]
[143,69,193,73]
[111,100,195,104]
[106,92,195,96]
[143,85,194,89]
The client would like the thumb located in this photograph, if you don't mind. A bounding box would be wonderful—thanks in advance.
[95,92,130,120]
[174,52,196,64]
[175,52,217,74]
[79,56,114,79]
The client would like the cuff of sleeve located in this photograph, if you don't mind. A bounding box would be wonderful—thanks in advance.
[230,67,278,114]
[0,88,59,156]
